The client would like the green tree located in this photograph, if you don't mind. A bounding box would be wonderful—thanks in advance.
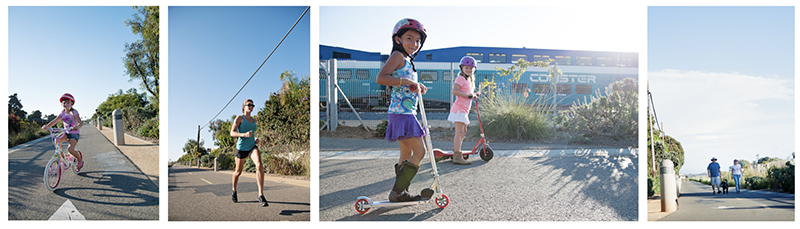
[208,118,235,148]
[27,110,42,120]
[123,6,159,101]
[256,70,310,150]
[8,93,26,118]
[44,114,57,122]
[182,138,208,161]
[646,109,684,176]
[93,88,148,119]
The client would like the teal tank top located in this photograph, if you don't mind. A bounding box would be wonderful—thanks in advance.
[236,116,257,151]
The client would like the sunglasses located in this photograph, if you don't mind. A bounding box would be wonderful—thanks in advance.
[245,104,255,107]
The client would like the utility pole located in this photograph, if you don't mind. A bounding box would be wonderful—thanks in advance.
[196,125,201,168]
[649,84,656,178]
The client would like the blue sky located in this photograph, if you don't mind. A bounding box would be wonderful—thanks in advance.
[320,6,643,53]
[648,6,794,174]
[7,6,144,121]
[168,6,310,161]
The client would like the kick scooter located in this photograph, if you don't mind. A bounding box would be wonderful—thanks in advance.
[43,127,83,191]
[433,95,494,162]
[354,85,449,214]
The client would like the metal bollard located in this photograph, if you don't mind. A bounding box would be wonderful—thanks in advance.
[98,117,102,130]
[112,109,125,146]
[214,157,219,172]
[660,159,678,212]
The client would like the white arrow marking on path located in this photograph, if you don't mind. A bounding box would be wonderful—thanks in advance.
[48,199,86,220]
[201,178,212,184]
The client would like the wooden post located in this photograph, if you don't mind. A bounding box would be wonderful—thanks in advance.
[197,125,201,168]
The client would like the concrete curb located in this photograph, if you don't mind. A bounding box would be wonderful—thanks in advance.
[8,135,50,154]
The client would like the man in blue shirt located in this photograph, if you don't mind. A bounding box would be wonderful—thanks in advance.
[707,157,722,194]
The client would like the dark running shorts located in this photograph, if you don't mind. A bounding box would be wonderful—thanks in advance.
[235,146,259,159]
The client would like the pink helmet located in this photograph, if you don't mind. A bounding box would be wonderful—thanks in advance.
[60,93,75,104]
[459,56,477,68]
[392,18,427,44]
[393,18,426,37]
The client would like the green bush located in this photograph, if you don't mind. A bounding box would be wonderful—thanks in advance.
[480,93,554,140]
[746,176,771,190]
[217,153,235,170]
[648,176,660,196]
[375,119,388,138]
[768,162,795,193]
[200,155,213,167]
[557,78,638,142]
[8,116,48,148]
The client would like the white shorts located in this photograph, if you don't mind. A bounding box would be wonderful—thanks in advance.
[447,112,470,125]
[710,176,721,185]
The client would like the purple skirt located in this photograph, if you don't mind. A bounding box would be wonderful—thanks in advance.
[385,114,426,142]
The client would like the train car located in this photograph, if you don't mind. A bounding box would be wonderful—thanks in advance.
[319,45,638,111]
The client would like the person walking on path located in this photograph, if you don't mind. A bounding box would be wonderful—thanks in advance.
[730,159,744,194]
[707,157,722,194]
[230,99,268,207]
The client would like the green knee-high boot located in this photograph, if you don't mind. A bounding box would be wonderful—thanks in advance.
[389,160,421,202]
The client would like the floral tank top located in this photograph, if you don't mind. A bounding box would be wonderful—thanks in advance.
[388,58,419,115]
[59,109,80,134]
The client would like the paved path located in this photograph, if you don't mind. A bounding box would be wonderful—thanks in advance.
[168,165,310,221]
[657,180,794,221]
[8,126,159,220]
[96,126,159,184]
[320,147,638,221]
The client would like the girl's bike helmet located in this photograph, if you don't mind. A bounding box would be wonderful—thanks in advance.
[60,93,75,104]
[459,56,477,69]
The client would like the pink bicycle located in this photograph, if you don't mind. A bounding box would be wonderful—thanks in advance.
[43,127,82,191]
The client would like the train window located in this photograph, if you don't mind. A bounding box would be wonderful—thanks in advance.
[597,57,613,67]
[511,54,527,64]
[319,69,326,79]
[443,71,453,81]
[356,70,370,79]
[511,83,528,93]
[333,51,351,59]
[576,56,592,66]
[555,56,571,65]
[426,53,432,60]
[617,57,633,67]
[533,55,550,62]
[576,85,593,94]
[532,84,550,94]
[466,53,484,63]
[557,84,571,94]
[337,69,352,79]
[419,71,438,81]
[489,53,506,63]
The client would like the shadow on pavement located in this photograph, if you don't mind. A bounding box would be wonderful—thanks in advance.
[528,153,638,221]
[55,171,159,207]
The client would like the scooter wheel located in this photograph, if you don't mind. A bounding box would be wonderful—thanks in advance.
[435,194,449,208]
[462,154,469,160]
[480,145,494,161]
[354,198,370,214]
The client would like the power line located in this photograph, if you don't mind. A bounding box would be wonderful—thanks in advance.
[201,6,309,130]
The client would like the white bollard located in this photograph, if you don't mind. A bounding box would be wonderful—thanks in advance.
[214,157,219,172]
[112,109,125,146]
[660,159,678,212]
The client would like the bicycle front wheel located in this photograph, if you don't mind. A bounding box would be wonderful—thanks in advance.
[43,157,62,191]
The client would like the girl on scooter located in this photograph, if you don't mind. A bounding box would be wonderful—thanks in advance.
[41,93,84,171]
[376,18,430,202]
[447,56,478,165]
